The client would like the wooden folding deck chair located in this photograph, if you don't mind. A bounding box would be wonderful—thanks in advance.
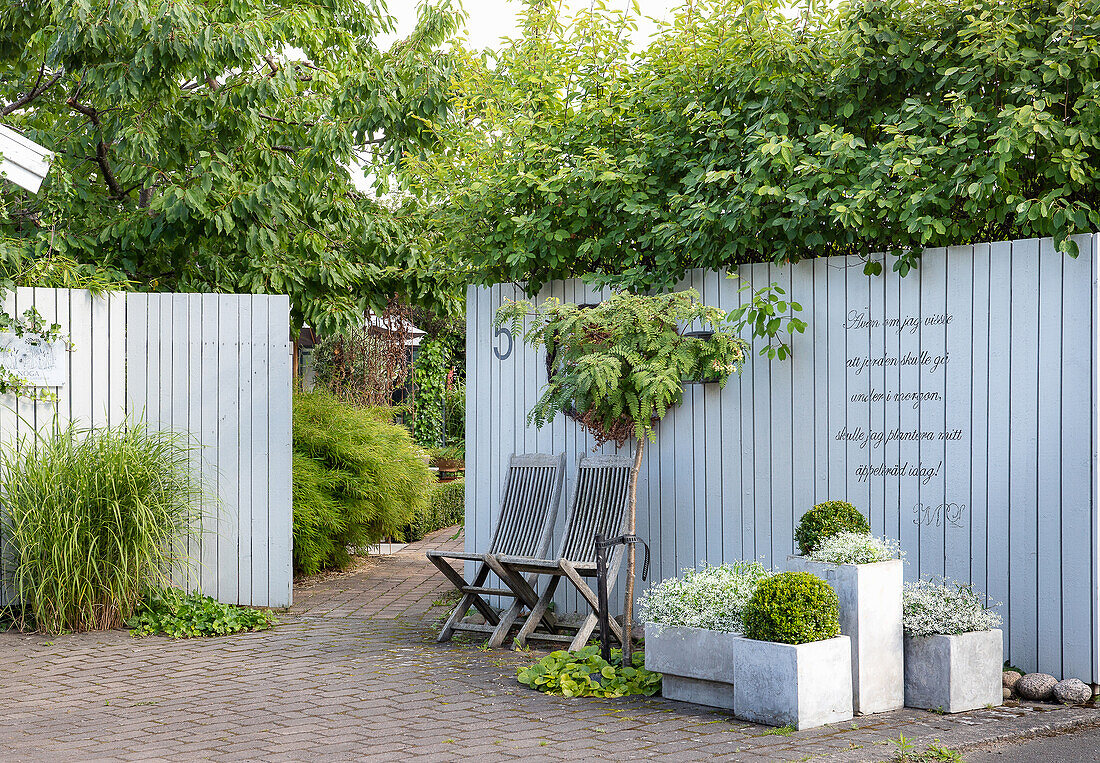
[492,453,636,651]
[427,453,566,645]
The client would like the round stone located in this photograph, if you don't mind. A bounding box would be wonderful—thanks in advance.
[1052,678,1093,705]
[1003,671,1021,690]
[1015,673,1058,701]
[1002,687,1014,700]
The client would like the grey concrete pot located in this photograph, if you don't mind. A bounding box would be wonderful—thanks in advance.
[731,635,853,730]
[644,623,740,710]
[786,555,904,714]
[903,629,1003,712]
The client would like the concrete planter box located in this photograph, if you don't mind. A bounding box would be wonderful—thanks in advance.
[644,623,739,709]
[903,629,1003,713]
[731,635,853,730]
[786,555,904,714]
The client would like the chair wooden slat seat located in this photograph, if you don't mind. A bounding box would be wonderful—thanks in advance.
[427,453,566,645]
[491,454,636,651]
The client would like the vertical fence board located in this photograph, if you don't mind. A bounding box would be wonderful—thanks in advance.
[216,296,241,605]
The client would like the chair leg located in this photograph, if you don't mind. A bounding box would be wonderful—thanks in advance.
[484,556,559,631]
[514,575,561,649]
[429,558,500,642]
[559,560,624,646]
[568,614,600,651]
[486,598,526,648]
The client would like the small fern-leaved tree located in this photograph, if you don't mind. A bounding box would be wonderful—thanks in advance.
[496,289,749,661]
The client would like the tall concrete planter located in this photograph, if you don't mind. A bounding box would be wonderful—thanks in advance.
[644,623,739,709]
[903,629,1003,712]
[731,635,854,730]
[786,556,904,714]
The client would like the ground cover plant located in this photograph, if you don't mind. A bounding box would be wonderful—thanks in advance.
[516,645,662,698]
[292,389,431,575]
[639,561,770,634]
[809,532,902,565]
[498,289,749,661]
[127,588,276,638]
[0,422,200,633]
[743,571,841,645]
[903,579,1002,637]
[794,501,871,555]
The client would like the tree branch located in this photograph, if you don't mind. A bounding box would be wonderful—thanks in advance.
[259,112,316,127]
[67,97,125,198]
[1,70,63,116]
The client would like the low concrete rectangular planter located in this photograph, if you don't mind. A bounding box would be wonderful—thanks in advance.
[903,629,1003,713]
[786,556,904,714]
[644,623,739,710]
[731,635,853,730]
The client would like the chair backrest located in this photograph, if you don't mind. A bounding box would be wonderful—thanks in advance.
[487,453,567,558]
[556,454,636,565]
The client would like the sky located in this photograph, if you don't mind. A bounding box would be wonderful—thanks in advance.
[385,0,681,51]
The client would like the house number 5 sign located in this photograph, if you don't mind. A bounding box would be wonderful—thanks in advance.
[494,326,513,361]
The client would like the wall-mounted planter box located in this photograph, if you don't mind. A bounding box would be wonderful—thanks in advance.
[644,623,739,710]
[731,635,853,730]
[903,629,1002,713]
[786,556,904,714]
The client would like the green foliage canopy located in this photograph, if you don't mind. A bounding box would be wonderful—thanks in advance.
[497,289,749,445]
[0,0,465,332]
[410,0,1100,293]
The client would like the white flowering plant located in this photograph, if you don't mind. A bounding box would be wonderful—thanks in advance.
[638,561,770,634]
[902,579,1002,637]
[808,532,903,565]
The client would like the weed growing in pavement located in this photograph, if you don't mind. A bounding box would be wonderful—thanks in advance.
[890,735,963,762]
[762,724,796,736]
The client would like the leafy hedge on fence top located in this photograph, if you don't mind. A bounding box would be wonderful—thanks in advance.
[410,0,1099,294]
[292,390,431,575]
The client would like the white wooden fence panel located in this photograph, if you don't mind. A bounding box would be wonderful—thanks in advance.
[468,235,1100,682]
[0,289,291,608]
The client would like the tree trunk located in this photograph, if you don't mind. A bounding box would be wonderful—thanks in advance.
[621,436,645,666]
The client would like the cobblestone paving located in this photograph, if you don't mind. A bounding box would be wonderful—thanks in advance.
[0,526,1096,762]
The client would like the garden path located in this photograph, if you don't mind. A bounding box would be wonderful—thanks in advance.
[0,528,1096,761]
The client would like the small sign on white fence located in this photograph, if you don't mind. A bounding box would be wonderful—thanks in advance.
[0,334,66,386]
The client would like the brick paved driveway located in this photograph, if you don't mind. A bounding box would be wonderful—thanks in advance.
[1,526,1096,762]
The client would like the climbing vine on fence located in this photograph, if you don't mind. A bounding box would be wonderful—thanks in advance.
[411,337,453,448]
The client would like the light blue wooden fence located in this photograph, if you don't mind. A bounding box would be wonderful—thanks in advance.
[0,289,293,608]
[466,234,1099,683]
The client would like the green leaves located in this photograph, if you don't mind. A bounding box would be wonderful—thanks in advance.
[516,646,662,698]
[411,0,1099,295]
[0,0,465,333]
[497,290,748,445]
[127,587,277,638]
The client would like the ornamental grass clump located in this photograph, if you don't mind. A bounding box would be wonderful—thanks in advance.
[639,561,770,634]
[809,532,903,565]
[0,422,201,634]
[903,579,1002,637]
[794,500,870,555]
[743,571,840,645]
